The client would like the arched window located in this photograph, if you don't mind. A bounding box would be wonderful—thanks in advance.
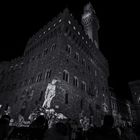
[74,52,79,61]
[39,91,44,101]
[73,76,78,87]
[87,65,90,72]
[63,70,69,82]
[36,73,42,82]
[51,43,56,51]
[31,76,35,84]
[66,44,71,54]
[81,81,86,91]
[82,59,86,66]
[45,69,52,79]
[95,70,97,77]
[44,48,48,56]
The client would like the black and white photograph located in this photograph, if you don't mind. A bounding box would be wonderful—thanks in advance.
[0,0,140,139]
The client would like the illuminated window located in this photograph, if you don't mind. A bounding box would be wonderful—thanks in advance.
[68,20,71,24]
[63,70,69,82]
[73,76,78,87]
[81,81,86,91]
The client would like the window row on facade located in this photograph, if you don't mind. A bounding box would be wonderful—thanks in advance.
[65,44,91,73]
[25,25,61,57]
[0,69,87,93]
[64,24,93,65]
[63,70,86,92]
[67,20,89,45]
[27,17,62,46]
[0,69,52,92]
[8,43,57,72]
[28,43,57,63]
[9,62,24,71]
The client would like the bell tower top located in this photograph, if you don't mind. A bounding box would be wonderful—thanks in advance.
[82,2,99,46]
[83,2,96,14]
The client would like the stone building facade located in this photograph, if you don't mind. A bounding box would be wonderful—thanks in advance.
[109,87,133,126]
[0,3,110,126]
[129,81,140,125]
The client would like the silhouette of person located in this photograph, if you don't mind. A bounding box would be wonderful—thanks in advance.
[121,125,137,140]
[0,115,11,140]
[94,115,121,140]
[29,115,48,140]
[43,122,68,140]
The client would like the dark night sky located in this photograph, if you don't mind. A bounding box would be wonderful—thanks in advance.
[0,0,139,100]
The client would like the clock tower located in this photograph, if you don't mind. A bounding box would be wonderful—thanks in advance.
[82,2,100,48]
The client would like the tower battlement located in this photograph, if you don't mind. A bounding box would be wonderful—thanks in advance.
[82,2,99,44]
